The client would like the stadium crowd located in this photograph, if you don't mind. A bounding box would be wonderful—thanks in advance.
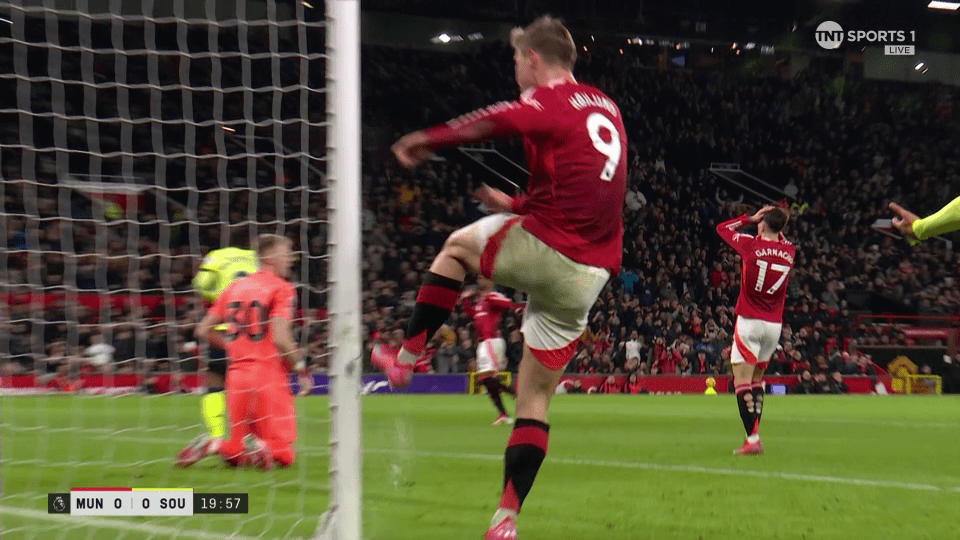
[359,44,960,383]
[2,25,959,386]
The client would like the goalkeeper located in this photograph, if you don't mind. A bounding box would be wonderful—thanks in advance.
[889,197,960,242]
[190,244,258,441]
[177,234,300,470]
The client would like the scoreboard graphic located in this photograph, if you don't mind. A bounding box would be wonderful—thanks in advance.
[48,488,248,516]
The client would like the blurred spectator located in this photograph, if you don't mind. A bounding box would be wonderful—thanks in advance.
[793,370,818,394]
[567,379,586,394]
[505,329,523,372]
[828,372,849,394]
[432,340,458,374]
[766,346,787,375]
[84,333,115,373]
[814,372,832,394]
[597,375,622,394]
[46,364,82,393]
[676,356,693,376]
[453,335,475,374]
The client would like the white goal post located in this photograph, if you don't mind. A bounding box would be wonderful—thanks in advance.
[0,0,362,538]
[318,0,363,539]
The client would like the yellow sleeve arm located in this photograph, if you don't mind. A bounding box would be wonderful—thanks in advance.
[912,195,960,241]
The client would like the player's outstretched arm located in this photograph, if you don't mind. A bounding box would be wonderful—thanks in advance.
[891,197,960,241]
[196,311,227,351]
[391,91,553,170]
[889,202,920,240]
[486,293,525,313]
[391,131,437,169]
[271,316,301,372]
[474,184,518,214]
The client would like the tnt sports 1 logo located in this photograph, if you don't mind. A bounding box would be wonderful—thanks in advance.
[815,21,845,49]
[815,21,916,55]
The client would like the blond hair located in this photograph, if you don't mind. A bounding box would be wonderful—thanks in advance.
[254,233,291,260]
[510,16,576,70]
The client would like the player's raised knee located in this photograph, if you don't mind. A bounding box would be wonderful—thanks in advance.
[442,226,477,253]
[440,227,481,271]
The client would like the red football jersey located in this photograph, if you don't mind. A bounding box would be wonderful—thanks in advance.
[209,270,296,371]
[463,291,523,342]
[422,79,627,273]
[716,215,795,323]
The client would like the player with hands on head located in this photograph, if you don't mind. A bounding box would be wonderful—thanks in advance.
[716,205,794,456]
[176,234,301,471]
[373,15,627,540]
[462,277,526,426]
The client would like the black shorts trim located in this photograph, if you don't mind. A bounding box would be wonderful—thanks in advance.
[208,346,227,376]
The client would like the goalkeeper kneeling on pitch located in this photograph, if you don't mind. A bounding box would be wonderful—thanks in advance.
[177,234,301,471]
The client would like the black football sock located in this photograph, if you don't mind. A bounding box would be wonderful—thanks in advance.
[398,272,462,364]
[735,382,757,438]
[485,379,508,416]
[751,382,765,434]
[498,419,549,513]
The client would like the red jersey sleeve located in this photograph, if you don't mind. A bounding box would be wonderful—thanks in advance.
[462,296,478,319]
[485,292,517,311]
[421,87,555,149]
[510,194,529,215]
[716,215,753,256]
[269,282,296,320]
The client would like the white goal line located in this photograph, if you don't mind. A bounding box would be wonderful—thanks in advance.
[7,432,955,494]
[0,506,259,540]
[375,448,960,494]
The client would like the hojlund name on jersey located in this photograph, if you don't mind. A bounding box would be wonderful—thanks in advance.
[568,92,617,116]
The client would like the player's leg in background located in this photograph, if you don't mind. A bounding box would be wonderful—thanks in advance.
[251,370,297,469]
[751,366,766,436]
[500,376,516,397]
[493,338,515,397]
[479,337,513,423]
[373,214,515,386]
[751,321,781,442]
[482,375,511,423]
[731,318,763,455]
[201,345,228,439]
[177,367,253,467]
[494,373,517,397]
[218,369,256,466]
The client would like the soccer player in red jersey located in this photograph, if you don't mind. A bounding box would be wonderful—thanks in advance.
[462,277,525,425]
[716,206,794,456]
[176,234,300,470]
[371,16,626,539]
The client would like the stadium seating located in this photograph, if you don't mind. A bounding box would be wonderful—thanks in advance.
[3,31,959,378]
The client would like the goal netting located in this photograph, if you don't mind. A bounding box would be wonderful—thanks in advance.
[0,1,361,539]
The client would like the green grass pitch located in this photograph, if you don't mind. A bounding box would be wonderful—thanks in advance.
[2,394,958,539]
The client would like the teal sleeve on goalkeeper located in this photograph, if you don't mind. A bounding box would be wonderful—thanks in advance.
[912,195,960,241]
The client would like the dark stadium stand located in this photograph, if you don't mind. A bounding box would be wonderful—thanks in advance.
[3,23,959,384]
